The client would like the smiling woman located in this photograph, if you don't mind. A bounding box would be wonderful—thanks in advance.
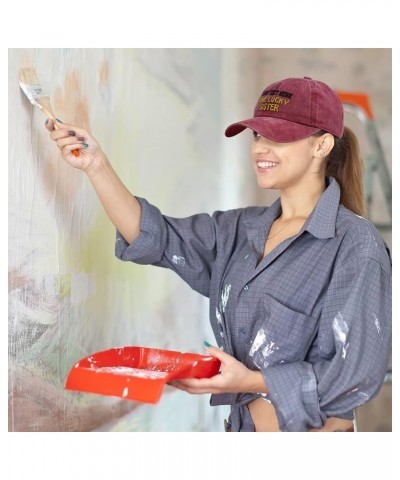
[42,75,391,432]
[250,131,334,258]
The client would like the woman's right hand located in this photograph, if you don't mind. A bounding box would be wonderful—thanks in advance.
[45,118,107,173]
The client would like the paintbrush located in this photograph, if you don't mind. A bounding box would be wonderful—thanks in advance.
[19,67,80,157]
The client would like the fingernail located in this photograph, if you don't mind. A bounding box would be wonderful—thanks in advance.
[68,130,76,136]
[82,143,89,148]
[77,136,85,141]
[56,118,63,123]
[204,341,212,348]
[45,118,49,125]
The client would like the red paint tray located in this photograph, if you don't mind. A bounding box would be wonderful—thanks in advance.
[65,346,221,404]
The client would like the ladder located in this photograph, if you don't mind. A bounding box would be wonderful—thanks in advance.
[336,92,392,231]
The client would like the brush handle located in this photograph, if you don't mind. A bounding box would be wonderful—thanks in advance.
[21,82,81,157]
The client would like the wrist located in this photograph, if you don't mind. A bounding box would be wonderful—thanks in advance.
[84,153,109,178]
[247,370,268,394]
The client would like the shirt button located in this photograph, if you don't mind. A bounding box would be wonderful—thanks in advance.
[240,328,246,335]
[243,285,249,291]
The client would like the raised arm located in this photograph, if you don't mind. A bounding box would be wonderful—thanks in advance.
[45,119,141,244]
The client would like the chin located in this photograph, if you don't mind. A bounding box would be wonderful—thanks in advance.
[257,178,279,190]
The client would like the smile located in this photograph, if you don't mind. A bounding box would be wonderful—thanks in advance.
[257,161,278,169]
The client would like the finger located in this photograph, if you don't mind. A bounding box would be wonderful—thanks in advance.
[62,142,89,156]
[45,118,55,132]
[168,380,200,393]
[50,127,71,141]
[173,378,202,388]
[50,126,88,142]
[55,134,84,149]
[46,118,76,134]
[169,379,221,395]
[173,377,220,390]
[203,343,231,363]
[49,120,88,139]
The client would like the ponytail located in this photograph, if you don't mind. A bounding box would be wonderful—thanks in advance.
[316,127,366,217]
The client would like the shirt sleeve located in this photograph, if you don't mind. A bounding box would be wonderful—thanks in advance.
[263,257,392,432]
[115,197,219,297]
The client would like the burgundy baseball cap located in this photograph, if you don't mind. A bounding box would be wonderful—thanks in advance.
[225,77,344,142]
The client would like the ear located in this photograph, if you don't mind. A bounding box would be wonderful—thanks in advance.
[313,133,334,158]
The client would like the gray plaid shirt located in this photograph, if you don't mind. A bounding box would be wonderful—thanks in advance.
[115,177,392,431]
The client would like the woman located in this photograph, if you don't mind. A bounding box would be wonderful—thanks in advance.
[45,76,391,432]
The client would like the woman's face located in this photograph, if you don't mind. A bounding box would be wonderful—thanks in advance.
[251,131,322,191]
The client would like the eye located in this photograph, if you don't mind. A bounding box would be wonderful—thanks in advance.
[252,130,261,138]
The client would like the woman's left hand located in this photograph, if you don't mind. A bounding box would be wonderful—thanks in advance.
[168,344,267,395]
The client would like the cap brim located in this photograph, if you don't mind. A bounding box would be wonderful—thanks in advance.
[225,117,320,143]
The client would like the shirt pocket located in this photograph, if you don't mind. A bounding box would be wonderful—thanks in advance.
[246,295,319,370]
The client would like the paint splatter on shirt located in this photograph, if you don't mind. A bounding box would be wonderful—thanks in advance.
[116,177,392,432]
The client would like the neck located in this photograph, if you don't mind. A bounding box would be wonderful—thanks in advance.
[279,177,325,221]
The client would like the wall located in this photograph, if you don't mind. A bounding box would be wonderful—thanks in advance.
[9,48,235,431]
[8,48,391,431]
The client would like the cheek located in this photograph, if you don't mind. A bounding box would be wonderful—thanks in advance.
[285,150,313,171]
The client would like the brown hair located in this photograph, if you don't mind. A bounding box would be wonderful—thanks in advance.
[315,127,366,217]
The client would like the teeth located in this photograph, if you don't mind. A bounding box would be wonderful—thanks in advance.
[257,161,277,168]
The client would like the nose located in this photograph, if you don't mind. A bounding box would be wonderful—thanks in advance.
[253,135,272,153]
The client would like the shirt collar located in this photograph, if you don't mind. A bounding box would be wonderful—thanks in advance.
[245,176,340,240]
[303,177,340,239]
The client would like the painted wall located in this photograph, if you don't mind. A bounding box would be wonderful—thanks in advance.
[8,48,391,431]
[9,48,235,431]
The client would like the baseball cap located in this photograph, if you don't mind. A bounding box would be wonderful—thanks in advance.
[225,76,344,142]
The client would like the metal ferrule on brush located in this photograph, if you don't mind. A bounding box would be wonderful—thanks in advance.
[19,83,47,105]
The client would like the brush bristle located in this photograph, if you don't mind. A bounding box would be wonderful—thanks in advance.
[19,66,39,85]
[19,66,56,119]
